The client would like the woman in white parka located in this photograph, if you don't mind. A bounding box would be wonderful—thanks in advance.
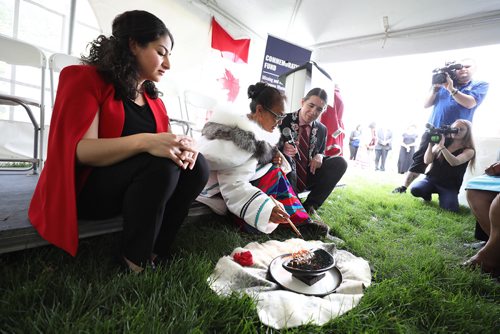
[197,82,313,234]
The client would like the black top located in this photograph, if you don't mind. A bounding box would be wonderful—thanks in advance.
[427,148,468,192]
[121,99,156,136]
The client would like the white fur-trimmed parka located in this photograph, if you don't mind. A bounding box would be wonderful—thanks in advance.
[196,107,282,233]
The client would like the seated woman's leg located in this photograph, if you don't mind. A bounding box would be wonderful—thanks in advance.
[467,189,496,236]
[78,153,190,267]
[410,178,434,202]
[153,154,209,257]
[468,193,500,275]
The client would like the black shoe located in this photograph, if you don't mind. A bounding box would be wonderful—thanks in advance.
[299,207,329,236]
[299,219,330,238]
[392,186,407,194]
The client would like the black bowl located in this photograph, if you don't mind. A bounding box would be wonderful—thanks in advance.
[282,248,335,277]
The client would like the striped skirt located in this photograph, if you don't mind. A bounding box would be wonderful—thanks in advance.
[235,165,311,233]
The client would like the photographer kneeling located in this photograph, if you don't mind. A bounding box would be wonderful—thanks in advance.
[410,119,475,212]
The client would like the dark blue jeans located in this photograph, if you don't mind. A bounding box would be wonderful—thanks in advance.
[411,177,459,212]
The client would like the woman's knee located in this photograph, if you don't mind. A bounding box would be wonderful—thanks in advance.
[410,184,429,199]
[191,153,209,184]
[175,153,209,195]
[410,186,421,197]
[136,154,181,192]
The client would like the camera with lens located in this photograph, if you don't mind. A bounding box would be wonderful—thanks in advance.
[425,123,459,143]
[432,61,463,85]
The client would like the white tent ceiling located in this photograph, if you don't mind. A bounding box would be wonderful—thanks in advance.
[192,0,500,62]
[89,0,500,64]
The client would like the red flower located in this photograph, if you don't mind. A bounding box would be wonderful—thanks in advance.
[233,251,253,266]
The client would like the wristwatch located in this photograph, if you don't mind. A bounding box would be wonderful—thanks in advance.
[451,88,458,96]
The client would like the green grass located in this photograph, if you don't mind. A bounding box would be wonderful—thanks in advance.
[1,168,499,333]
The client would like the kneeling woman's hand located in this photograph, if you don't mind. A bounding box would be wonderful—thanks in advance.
[270,205,290,225]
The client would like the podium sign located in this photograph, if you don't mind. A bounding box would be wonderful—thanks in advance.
[260,35,311,92]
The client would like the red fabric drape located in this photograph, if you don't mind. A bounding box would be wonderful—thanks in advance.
[211,17,250,63]
[321,88,345,157]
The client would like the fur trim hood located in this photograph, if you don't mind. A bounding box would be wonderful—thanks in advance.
[201,106,279,164]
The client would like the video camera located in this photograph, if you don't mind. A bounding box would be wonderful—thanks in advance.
[432,61,463,85]
[425,123,459,143]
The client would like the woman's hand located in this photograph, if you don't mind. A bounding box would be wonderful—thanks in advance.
[283,142,298,157]
[272,152,282,166]
[432,135,446,154]
[145,133,198,169]
[485,162,500,176]
[270,204,290,225]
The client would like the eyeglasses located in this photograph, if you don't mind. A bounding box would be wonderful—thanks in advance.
[263,106,287,121]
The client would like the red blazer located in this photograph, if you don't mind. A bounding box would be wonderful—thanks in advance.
[29,65,170,256]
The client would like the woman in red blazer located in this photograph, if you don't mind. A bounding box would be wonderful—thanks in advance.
[29,10,209,273]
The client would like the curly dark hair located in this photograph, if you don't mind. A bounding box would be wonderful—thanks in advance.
[81,10,174,100]
[247,82,285,113]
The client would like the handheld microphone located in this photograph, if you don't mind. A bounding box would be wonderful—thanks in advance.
[282,127,300,161]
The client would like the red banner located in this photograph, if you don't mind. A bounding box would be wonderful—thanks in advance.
[211,18,250,63]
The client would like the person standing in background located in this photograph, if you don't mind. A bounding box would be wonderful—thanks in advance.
[364,122,377,169]
[320,84,345,157]
[374,126,392,171]
[397,124,418,174]
[349,124,362,160]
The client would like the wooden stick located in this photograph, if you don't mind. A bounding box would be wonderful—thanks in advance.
[270,196,303,239]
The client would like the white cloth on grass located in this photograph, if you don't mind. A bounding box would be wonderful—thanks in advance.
[208,238,371,329]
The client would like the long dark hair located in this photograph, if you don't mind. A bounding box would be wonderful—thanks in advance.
[81,10,174,100]
[247,82,285,113]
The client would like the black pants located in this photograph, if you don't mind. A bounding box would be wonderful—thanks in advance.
[77,153,209,266]
[288,156,347,210]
